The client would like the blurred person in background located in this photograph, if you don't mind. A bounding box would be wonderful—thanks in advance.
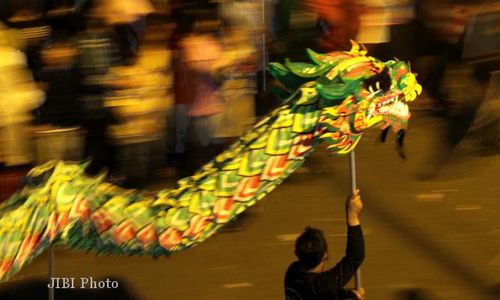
[214,12,258,141]
[104,15,173,186]
[444,1,500,155]
[413,0,495,179]
[416,0,479,110]
[356,0,424,71]
[303,0,361,51]
[217,0,262,66]
[173,12,225,163]
[4,0,49,80]
[218,0,280,42]
[266,0,281,42]
[135,15,174,169]
[36,39,80,127]
[74,1,121,174]
[73,0,154,176]
[170,10,195,166]
[355,0,390,59]
[385,0,423,66]
[218,0,268,117]
[274,0,296,39]
[91,0,155,64]
[0,22,45,168]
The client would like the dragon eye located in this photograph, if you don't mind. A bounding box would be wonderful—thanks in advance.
[364,68,391,92]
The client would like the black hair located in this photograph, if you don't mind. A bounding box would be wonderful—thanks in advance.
[294,227,328,270]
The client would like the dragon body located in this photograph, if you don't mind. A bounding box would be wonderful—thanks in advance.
[0,43,421,282]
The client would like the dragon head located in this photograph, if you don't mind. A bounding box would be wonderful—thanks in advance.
[268,41,422,154]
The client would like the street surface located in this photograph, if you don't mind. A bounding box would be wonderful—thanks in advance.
[2,110,499,300]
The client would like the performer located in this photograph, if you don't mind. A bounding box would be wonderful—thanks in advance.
[285,190,365,300]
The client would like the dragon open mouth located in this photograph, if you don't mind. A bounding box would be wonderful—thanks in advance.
[368,95,409,119]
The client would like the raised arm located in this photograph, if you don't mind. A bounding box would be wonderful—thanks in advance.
[311,190,365,294]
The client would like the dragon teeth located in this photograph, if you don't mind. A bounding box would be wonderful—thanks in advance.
[374,98,409,117]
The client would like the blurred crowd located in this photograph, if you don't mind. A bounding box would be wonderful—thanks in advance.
[0,0,498,187]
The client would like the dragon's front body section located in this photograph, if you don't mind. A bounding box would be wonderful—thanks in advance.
[0,42,421,282]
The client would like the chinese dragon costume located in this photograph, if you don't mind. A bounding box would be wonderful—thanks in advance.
[0,42,421,282]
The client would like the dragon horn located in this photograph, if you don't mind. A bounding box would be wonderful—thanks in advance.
[349,40,360,54]
[349,40,367,56]
[360,43,368,56]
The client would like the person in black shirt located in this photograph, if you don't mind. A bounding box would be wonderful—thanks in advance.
[285,189,365,300]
